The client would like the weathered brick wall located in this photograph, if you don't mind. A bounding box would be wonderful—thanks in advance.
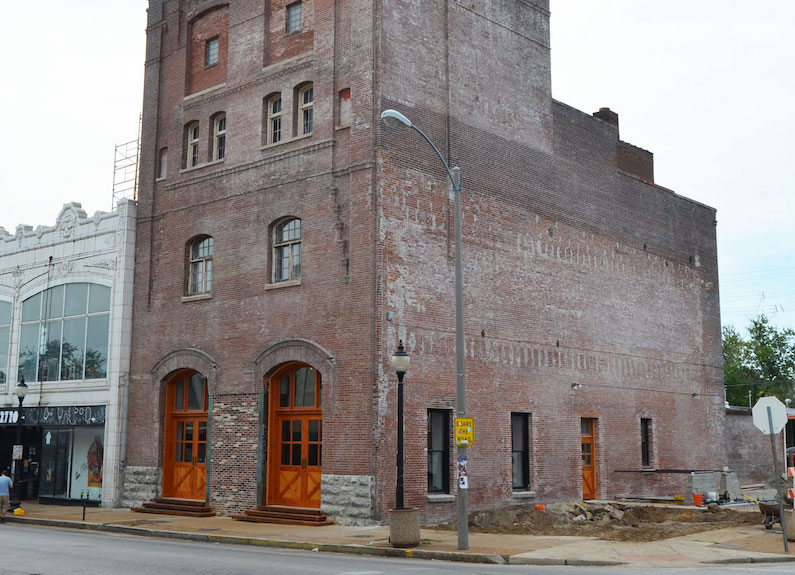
[129,0,379,517]
[725,407,784,486]
[376,1,724,522]
[187,6,229,95]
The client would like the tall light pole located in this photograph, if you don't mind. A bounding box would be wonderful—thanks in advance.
[10,377,28,510]
[381,109,469,550]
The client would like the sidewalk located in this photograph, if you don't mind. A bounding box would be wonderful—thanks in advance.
[5,502,795,567]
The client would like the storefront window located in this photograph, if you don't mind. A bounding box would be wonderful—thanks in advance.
[0,301,10,384]
[18,283,111,382]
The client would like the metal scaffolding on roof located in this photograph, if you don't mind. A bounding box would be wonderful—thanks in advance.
[112,114,141,208]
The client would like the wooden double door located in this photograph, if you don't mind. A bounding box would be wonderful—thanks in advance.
[163,371,209,500]
[268,364,322,508]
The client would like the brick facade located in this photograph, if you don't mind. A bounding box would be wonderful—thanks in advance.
[126,0,727,524]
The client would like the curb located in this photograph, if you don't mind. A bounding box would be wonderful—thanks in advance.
[8,517,504,565]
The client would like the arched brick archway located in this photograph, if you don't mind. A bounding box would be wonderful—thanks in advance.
[248,339,337,509]
[150,349,219,501]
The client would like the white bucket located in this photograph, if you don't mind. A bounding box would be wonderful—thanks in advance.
[707,491,718,501]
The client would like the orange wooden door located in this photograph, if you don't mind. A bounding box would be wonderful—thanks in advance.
[269,365,322,508]
[581,418,596,500]
[164,371,208,500]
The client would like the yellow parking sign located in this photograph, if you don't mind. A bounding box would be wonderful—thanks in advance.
[454,417,474,446]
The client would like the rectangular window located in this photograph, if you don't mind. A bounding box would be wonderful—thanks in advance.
[213,115,226,161]
[0,301,10,384]
[268,96,282,144]
[299,85,314,135]
[286,2,302,34]
[511,413,530,491]
[187,123,200,168]
[205,36,219,67]
[427,409,450,493]
[641,418,652,467]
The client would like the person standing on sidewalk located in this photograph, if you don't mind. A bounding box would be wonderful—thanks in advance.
[0,469,12,523]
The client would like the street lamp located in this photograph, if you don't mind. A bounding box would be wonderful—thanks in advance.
[389,340,419,548]
[391,340,410,510]
[9,377,28,510]
[381,109,469,550]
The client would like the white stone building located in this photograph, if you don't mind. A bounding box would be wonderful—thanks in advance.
[0,200,136,506]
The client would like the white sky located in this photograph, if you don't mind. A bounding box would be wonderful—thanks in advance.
[1,1,792,333]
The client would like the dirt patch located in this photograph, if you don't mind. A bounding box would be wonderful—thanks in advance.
[433,502,762,542]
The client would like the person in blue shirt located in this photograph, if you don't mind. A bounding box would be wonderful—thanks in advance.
[0,469,13,523]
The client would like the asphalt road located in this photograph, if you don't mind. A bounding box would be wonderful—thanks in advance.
[2,524,794,575]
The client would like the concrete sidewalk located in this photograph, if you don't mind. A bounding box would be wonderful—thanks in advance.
[5,502,795,567]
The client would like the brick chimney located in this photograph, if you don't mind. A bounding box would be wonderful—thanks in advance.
[593,107,619,136]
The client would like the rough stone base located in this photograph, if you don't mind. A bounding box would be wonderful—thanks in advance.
[120,466,162,508]
[719,471,742,500]
[321,474,374,525]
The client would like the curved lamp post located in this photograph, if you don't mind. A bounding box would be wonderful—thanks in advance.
[381,109,468,550]
[10,377,28,510]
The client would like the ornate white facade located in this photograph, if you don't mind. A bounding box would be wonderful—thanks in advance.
[0,200,136,506]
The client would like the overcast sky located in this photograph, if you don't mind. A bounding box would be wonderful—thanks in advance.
[1,1,792,333]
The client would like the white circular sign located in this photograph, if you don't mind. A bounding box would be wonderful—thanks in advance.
[752,396,788,435]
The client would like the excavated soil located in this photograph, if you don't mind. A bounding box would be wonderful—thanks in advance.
[435,502,763,542]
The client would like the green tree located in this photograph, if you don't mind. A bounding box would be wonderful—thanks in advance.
[723,314,795,406]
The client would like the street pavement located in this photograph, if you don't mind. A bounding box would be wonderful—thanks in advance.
[4,501,795,568]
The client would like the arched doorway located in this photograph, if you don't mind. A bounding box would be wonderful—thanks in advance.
[267,364,322,508]
[163,370,209,500]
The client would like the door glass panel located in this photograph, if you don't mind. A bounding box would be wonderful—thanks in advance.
[177,421,184,440]
[581,419,591,435]
[309,419,319,442]
[291,444,301,466]
[188,374,205,410]
[199,421,207,441]
[198,442,206,463]
[308,444,319,466]
[175,380,185,411]
[292,420,301,442]
[185,444,193,463]
[281,444,290,465]
[185,421,194,441]
[294,369,307,407]
[282,420,290,441]
[280,373,290,407]
[176,442,184,462]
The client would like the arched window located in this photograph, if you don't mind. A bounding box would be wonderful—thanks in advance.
[18,283,111,382]
[273,218,301,283]
[186,122,200,168]
[266,94,283,144]
[188,236,214,295]
[212,113,226,160]
[297,84,313,136]
[0,300,10,384]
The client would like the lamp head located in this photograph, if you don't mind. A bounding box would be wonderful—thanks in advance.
[391,340,410,376]
[381,109,412,129]
[16,378,28,400]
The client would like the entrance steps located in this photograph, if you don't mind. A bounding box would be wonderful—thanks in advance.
[234,505,332,526]
[132,498,216,517]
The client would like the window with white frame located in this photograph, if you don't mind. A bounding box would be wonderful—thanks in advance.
[273,218,301,283]
[0,301,10,384]
[18,283,111,382]
[286,2,302,34]
[186,122,200,168]
[213,114,226,160]
[205,36,220,66]
[298,84,314,136]
[267,95,283,144]
[188,236,214,295]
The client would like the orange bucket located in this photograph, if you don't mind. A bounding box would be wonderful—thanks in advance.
[692,493,703,506]
[534,504,546,511]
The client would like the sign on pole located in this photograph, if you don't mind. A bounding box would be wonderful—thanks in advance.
[752,396,790,552]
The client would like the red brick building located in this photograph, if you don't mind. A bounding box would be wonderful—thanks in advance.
[124,0,726,525]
